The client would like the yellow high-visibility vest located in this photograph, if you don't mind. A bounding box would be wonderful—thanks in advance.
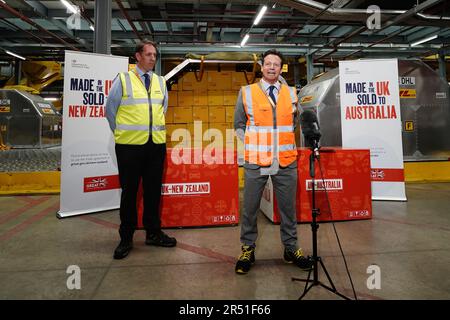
[114,70,166,144]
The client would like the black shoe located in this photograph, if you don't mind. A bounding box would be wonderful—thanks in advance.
[145,231,177,247]
[235,245,255,275]
[284,248,313,271]
[113,240,133,259]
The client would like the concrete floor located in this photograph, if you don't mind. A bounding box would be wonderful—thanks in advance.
[0,182,449,300]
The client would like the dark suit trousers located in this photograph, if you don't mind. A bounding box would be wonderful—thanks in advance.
[115,139,166,241]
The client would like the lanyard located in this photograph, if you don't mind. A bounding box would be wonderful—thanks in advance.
[133,69,150,91]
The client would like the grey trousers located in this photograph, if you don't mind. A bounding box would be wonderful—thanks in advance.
[241,165,298,251]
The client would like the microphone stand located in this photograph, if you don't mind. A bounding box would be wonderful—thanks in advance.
[292,139,351,300]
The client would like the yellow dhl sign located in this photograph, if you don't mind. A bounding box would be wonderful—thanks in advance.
[399,89,416,98]
[41,108,55,114]
[0,106,10,112]
[300,95,314,103]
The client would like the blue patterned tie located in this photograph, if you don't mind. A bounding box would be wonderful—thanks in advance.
[268,85,276,105]
[143,73,150,91]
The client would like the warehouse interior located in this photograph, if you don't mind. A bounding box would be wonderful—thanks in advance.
[0,0,449,300]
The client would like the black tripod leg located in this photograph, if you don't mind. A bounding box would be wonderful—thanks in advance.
[317,258,352,300]
[317,283,351,300]
[318,257,338,291]
[292,268,314,300]
[291,267,313,283]
[298,282,314,300]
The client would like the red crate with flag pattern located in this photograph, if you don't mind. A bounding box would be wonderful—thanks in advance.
[137,148,239,228]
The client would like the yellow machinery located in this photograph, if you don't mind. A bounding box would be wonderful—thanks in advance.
[0,61,62,149]
[3,61,63,95]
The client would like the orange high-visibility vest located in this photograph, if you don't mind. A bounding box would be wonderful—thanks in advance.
[242,82,298,167]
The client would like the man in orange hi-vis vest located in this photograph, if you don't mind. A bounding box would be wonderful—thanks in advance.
[233,49,313,274]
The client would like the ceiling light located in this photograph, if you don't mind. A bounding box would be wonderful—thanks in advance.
[44,97,59,101]
[253,5,267,25]
[411,34,438,47]
[0,0,6,4]
[90,25,95,31]
[5,50,26,60]
[240,34,250,47]
[60,0,78,15]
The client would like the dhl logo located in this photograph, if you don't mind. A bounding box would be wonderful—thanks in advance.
[300,95,314,103]
[0,106,10,113]
[399,89,416,98]
[41,108,54,114]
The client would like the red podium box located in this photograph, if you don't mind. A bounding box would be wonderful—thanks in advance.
[298,148,372,222]
[260,148,372,223]
[137,148,239,228]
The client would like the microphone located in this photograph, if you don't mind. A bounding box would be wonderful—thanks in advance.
[300,109,322,154]
[300,109,321,140]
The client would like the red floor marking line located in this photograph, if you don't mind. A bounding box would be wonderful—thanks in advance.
[0,202,59,242]
[373,217,450,232]
[80,216,236,263]
[13,196,48,204]
[340,289,384,300]
[80,215,119,229]
[14,196,34,204]
[79,215,236,263]
[176,243,235,264]
[0,196,51,226]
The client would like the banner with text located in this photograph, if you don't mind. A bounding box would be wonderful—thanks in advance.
[339,59,406,201]
[58,51,128,217]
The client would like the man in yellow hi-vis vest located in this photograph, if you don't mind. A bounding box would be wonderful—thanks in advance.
[233,49,313,274]
[106,40,176,260]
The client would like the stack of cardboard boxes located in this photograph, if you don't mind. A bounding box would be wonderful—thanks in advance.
[166,70,250,149]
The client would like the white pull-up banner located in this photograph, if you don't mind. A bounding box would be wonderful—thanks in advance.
[339,59,406,201]
[58,51,128,217]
